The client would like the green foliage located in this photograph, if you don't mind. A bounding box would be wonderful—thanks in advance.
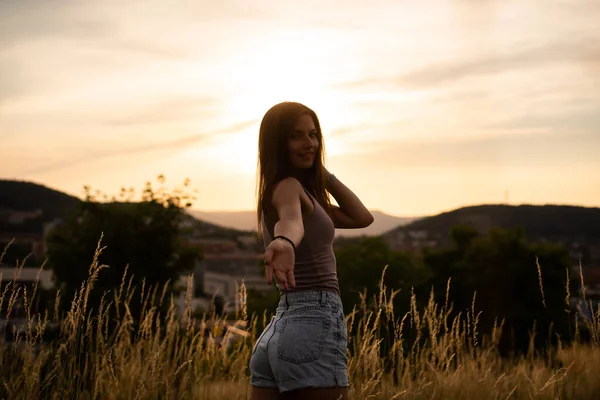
[336,236,431,313]
[335,227,573,355]
[423,227,572,354]
[45,176,202,320]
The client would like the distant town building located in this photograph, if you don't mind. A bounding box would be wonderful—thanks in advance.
[237,234,260,249]
[0,265,55,320]
[0,266,54,289]
[0,208,43,224]
[174,250,270,315]
[190,251,267,306]
[183,238,238,254]
[203,270,271,305]
[0,232,46,261]
[384,230,437,253]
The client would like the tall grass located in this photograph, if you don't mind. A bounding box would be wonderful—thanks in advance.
[1,240,599,399]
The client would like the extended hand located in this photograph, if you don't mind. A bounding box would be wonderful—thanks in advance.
[264,238,296,290]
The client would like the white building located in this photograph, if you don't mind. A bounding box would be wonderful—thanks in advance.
[174,251,272,315]
[0,266,54,289]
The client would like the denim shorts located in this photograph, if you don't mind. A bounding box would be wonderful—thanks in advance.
[249,290,349,393]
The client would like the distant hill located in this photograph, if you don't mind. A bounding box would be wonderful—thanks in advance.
[383,204,600,243]
[9,180,597,248]
[0,180,81,220]
[188,209,420,237]
[0,180,249,238]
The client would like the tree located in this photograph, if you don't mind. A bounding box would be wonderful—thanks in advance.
[334,236,431,381]
[422,226,572,355]
[45,176,202,322]
[335,236,430,314]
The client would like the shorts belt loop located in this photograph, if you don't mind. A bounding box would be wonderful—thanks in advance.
[320,291,325,306]
[285,293,290,309]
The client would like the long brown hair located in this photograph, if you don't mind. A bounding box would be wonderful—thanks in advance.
[255,101,332,241]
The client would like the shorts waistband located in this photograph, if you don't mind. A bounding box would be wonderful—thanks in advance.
[278,290,343,308]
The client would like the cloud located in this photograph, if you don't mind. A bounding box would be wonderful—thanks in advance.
[332,97,600,156]
[338,39,600,90]
[0,1,114,47]
[492,106,600,133]
[17,119,258,176]
[0,0,190,51]
[339,130,599,168]
[329,124,373,138]
[103,97,219,127]
[105,39,192,60]
[0,1,193,105]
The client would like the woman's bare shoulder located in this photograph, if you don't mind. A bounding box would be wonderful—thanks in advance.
[273,176,302,191]
[272,178,315,215]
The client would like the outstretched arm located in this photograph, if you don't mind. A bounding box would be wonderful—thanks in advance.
[324,169,374,229]
[263,177,304,289]
[271,177,305,247]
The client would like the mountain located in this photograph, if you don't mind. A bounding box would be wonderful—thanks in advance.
[0,180,249,238]
[0,180,81,219]
[383,204,600,244]
[188,209,420,237]
[10,179,598,249]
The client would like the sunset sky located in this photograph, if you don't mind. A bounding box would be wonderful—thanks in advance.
[1,0,599,217]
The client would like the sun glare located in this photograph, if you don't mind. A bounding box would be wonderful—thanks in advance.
[203,29,354,171]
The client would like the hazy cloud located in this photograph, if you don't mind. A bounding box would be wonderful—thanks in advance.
[339,39,600,90]
[346,131,599,168]
[18,119,258,175]
[329,123,375,138]
[0,1,114,47]
[493,106,600,133]
[103,97,219,127]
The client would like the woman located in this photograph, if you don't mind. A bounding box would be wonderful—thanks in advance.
[250,101,373,400]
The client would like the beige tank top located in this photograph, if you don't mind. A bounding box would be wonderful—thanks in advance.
[261,186,340,295]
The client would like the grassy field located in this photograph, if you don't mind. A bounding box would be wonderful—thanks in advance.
[1,242,599,399]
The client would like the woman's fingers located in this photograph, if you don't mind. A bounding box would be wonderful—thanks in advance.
[286,269,296,288]
[264,247,274,265]
[274,269,288,289]
[265,263,273,285]
[263,243,295,289]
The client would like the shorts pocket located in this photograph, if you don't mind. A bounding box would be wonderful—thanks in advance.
[277,317,331,364]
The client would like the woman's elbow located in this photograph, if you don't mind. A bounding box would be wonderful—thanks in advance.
[359,213,374,228]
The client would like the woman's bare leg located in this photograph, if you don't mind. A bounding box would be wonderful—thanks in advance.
[250,386,281,400]
[281,387,348,400]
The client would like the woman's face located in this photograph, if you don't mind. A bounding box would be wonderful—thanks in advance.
[288,113,319,171]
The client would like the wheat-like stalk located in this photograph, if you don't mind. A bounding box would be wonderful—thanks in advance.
[0,239,598,399]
